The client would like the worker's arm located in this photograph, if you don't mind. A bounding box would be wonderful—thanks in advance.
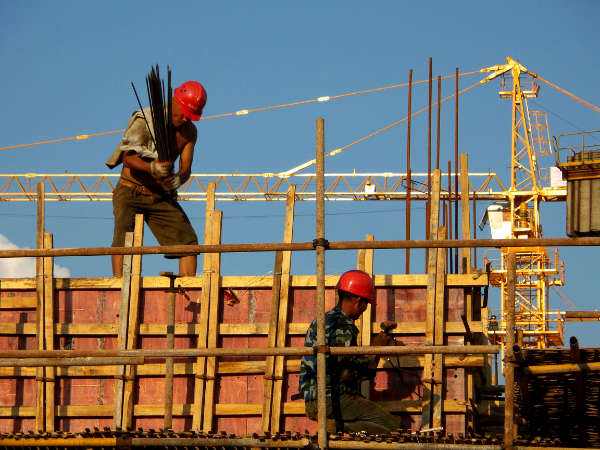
[123,152,171,179]
[177,140,194,184]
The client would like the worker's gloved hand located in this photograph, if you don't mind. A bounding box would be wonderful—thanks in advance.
[161,174,181,191]
[150,160,172,179]
[372,331,394,346]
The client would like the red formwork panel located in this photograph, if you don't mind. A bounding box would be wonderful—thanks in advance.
[0,281,470,434]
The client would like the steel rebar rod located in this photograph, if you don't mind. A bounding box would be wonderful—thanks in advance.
[315,117,328,450]
[1,237,600,259]
[405,69,413,274]
[454,67,460,274]
[0,345,500,360]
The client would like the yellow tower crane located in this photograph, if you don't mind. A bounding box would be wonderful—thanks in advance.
[480,57,564,348]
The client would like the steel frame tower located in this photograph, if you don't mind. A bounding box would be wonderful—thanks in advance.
[481,57,563,348]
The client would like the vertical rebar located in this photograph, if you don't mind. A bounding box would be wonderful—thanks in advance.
[405,69,413,274]
[447,160,453,273]
[454,68,460,273]
[436,76,442,171]
[426,58,433,242]
[504,252,517,450]
[472,190,477,269]
[315,117,328,450]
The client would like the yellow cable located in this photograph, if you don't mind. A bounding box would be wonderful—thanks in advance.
[279,80,483,177]
[0,70,481,153]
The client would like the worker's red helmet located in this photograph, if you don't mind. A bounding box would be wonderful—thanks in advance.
[336,270,375,303]
[174,80,207,121]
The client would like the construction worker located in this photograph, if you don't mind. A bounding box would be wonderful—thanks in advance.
[106,80,207,276]
[299,269,401,434]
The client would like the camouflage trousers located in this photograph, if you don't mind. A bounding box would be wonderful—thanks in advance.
[305,393,401,434]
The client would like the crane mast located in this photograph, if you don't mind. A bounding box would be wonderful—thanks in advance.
[481,57,563,348]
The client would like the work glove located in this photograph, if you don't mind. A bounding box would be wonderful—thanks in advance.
[150,160,172,179]
[161,174,182,191]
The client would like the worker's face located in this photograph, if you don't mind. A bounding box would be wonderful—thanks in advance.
[346,296,370,320]
[172,100,190,128]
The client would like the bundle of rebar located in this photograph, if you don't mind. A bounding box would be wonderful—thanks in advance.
[515,343,600,447]
[131,65,177,163]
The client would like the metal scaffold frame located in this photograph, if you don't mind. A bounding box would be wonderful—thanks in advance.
[0,118,600,449]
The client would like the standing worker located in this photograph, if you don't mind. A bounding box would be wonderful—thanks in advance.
[106,80,207,276]
[299,269,401,434]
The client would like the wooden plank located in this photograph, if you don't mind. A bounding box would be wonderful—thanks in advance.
[0,272,488,290]
[0,297,36,309]
[192,182,216,430]
[113,231,134,429]
[359,235,374,398]
[421,170,441,429]
[459,153,472,274]
[0,399,467,420]
[202,209,223,432]
[35,182,45,433]
[270,184,296,432]
[0,355,485,379]
[0,320,483,337]
[43,233,55,432]
[122,214,144,429]
[432,227,447,429]
[261,250,283,431]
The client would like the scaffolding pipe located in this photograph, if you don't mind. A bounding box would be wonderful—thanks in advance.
[0,345,500,360]
[315,117,328,450]
[0,237,599,259]
[504,252,517,450]
[524,361,600,375]
[0,356,145,367]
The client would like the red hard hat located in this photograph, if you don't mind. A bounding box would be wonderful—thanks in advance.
[174,80,207,121]
[336,270,375,303]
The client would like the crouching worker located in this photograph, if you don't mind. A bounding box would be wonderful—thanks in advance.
[105,80,207,277]
[299,269,401,434]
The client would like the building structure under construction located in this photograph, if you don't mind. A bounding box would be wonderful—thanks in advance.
[0,57,600,449]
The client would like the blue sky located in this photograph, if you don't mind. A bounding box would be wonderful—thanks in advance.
[0,1,599,343]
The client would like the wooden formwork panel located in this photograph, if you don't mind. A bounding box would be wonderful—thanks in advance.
[0,281,475,434]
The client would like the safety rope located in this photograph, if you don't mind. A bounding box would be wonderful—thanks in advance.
[536,75,600,114]
[278,79,483,177]
[0,70,480,153]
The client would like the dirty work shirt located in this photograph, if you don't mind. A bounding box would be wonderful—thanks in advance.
[299,305,373,402]
[105,108,157,169]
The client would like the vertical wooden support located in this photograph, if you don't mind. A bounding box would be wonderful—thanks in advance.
[122,214,144,429]
[459,153,471,274]
[459,153,475,430]
[114,231,134,429]
[315,117,328,450]
[202,210,223,432]
[192,183,216,430]
[358,234,374,398]
[270,185,296,432]
[164,276,177,430]
[35,182,45,432]
[43,233,55,431]
[504,251,517,450]
[432,227,447,429]
[262,247,283,431]
[422,170,441,429]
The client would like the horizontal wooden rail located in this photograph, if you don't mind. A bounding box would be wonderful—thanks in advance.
[0,236,599,258]
[524,361,600,375]
[0,345,499,360]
